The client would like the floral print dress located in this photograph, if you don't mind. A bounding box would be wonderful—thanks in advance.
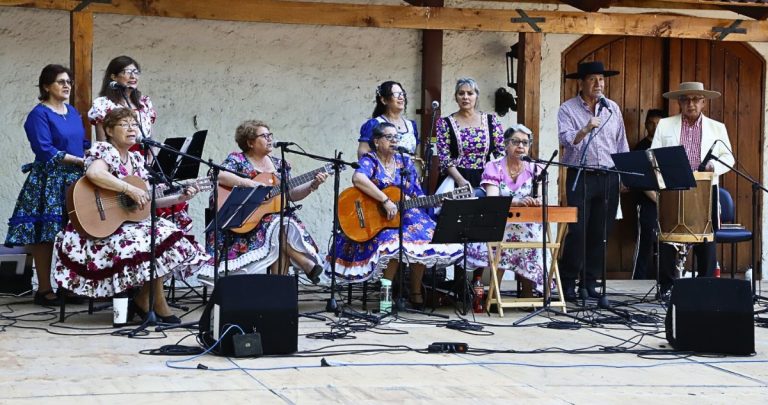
[436,112,505,187]
[52,142,210,298]
[465,158,549,293]
[329,152,463,282]
[200,152,324,277]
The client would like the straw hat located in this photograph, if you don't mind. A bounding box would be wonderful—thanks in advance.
[662,82,721,99]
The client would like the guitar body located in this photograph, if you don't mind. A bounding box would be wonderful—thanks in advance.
[216,172,278,210]
[338,186,404,243]
[67,175,150,239]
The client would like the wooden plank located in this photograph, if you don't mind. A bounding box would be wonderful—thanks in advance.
[695,40,711,117]
[5,1,768,42]
[516,32,542,158]
[667,38,682,117]
[708,43,724,122]
[608,39,625,113]
[624,37,641,143]
[70,10,92,141]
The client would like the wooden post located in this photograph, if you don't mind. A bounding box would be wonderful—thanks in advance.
[516,32,542,158]
[70,11,93,142]
[421,29,443,194]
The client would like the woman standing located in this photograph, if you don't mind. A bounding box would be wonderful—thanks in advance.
[5,64,88,306]
[53,108,208,323]
[436,77,505,191]
[465,126,547,294]
[332,122,462,307]
[201,120,327,282]
[357,81,419,159]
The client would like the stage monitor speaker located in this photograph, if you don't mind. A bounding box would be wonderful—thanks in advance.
[0,247,33,294]
[665,278,754,355]
[199,274,297,356]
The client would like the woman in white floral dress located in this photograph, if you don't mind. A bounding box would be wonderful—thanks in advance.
[465,125,548,293]
[53,108,209,324]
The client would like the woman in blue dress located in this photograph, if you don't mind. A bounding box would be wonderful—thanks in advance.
[332,122,462,307]
[5,64,89,306]
[357,80,419,159]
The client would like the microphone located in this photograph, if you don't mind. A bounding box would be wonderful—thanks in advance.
[273,141,295,147]
[698,140,718,172]
[597,95,611,114]
[431,100,440,110]
[140,137,161,147]
[109,81,128,90]
[520,155,534,163]
[391,146,410,154]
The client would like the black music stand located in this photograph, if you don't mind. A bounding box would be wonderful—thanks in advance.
[612,145,695,302]
[155,130,207,181]
[431,197,510,315]
[214,186,271,277]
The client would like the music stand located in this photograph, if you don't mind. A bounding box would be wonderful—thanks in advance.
[612,145,696,301]
[431,197,510,315]
[213,186,271,277]
[155,130,207,181]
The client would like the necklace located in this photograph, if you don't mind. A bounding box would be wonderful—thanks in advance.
[506,159,522,179]
[119,153,129,166]
[382,114,407,131]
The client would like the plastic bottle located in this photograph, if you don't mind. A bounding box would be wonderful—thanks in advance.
[113,295,129,328]
[380,279,392,313]
[714,261,721,278]
[473,275,484,313]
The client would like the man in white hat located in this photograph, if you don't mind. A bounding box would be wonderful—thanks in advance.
[650,81,734,298]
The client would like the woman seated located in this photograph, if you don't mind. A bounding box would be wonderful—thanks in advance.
[465,125,548,295]
[331,122,463,307]
[53,108,209,324]
[201,120,327,282]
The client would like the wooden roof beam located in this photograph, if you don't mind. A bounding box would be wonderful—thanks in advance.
[3,0,768,41]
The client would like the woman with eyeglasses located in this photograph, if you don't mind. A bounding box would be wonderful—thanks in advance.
[89,56,156,143]
[332,122,462,308]
[200,120,327,282]
[437,77,505,193]
[357,81,419,159]
[5,64,89,306]
[53,108,209,324]
[465,126,548,295]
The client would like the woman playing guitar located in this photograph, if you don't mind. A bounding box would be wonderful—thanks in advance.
[201,120,327,282]
[331,122,462,308]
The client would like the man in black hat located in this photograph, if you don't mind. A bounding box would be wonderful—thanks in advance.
[557,61,629,300]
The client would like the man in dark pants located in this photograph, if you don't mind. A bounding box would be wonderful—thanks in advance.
[557,61,629,300]
[632,109,666,280]
[649,82,734,299]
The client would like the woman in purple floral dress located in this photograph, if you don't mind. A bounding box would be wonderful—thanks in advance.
[53,108,209,324]
[465,125,548,293]
[331,123,462,307]
[201,120,327,283]
[436,77,505,191]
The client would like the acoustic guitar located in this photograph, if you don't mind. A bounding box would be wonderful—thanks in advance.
[216,163,338,234]
[67,175,213,239]
[338,184,473,242]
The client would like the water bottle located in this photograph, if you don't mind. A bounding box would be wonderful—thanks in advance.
[473,275,484,313]
[714,261,721,278]
[380,279,392,313]
[113,296,129,328]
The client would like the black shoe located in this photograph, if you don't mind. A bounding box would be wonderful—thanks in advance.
[132,302,181,324]
[561,279,578,301]
[585,280,602,299]
[33,290,61,306]
[308,264,323,285]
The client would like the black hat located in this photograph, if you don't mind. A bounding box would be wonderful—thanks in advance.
[565,61,620,79]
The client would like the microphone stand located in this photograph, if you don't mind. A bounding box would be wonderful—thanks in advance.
[281,146,359,314]
[708,155,768,303]
[422,103,439,193]
[277,144,289,277]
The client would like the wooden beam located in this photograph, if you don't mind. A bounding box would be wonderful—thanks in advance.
[70,10,92,141]
[516,32,542,159]
[420,29,443,194]
[4,0,768,42]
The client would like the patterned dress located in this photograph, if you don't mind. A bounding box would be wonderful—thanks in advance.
[52,142,210,298]
[465,158,548,293]
[330,152,463,282]
[359,116,419,155]
[5,104,88,246]
[436,112,504,187]
[200,152,324,277]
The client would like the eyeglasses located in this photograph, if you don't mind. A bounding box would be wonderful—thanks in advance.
[678,96,705,104]
[391,92,407,99]
[120,69,141,77]
[257,133,274,140]
[117,122,139,129]
[55,79,74,86]
[507,139,530,147]
[382,134,400,142]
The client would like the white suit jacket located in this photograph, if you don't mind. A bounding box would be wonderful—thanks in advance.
[650,113,734,184]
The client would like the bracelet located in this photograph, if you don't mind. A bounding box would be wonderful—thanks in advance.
[381,198,391,205]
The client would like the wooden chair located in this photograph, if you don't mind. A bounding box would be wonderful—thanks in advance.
[484,207,576,317]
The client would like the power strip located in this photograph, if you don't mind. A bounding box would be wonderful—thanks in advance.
[427,342,468,353]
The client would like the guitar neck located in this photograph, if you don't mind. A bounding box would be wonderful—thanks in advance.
[401,191,453,210]
[266,165,330,199]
